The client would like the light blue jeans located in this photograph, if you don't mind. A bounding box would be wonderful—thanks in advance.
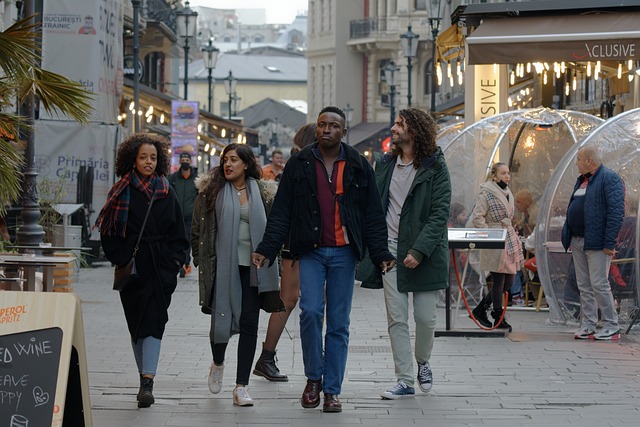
[298,246,357,395]
[132,336,161,376]
[383,240,438,386]
[571,237,619,330]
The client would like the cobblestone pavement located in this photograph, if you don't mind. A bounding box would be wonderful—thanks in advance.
[75,262,640,426]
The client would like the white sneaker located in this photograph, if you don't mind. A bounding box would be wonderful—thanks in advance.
[574,326,595,340]
[208,362,224,394]
[233,386,254,406]
[593,328,621,341]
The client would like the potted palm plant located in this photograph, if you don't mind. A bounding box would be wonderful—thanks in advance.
[0,16,92,221]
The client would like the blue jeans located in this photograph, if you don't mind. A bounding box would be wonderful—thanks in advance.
[510,270,524,296]
[132,336,161,376]
[298,246,357,395]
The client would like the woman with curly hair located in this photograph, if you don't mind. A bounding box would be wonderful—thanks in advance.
[95,134,189,408]
[191,143,281,406]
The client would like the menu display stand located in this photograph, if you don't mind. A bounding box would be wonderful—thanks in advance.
[436,228,507,338]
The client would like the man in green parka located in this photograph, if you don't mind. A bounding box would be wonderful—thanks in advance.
[358,108,451,400]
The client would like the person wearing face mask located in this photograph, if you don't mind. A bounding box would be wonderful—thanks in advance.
[169,152,198,276]
[470,162,524,332]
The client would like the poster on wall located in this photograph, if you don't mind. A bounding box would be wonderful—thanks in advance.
[35,121,119,239]
[171,100,199,172]
[41,0,124,124]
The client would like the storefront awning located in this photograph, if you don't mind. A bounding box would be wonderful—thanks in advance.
[436,24,464,63]
[467,13,640,64]
[348,122,390,149]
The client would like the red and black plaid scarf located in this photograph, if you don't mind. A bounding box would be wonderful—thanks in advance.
[94,171,169,237]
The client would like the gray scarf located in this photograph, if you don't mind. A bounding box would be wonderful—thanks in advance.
[213,178,279,343]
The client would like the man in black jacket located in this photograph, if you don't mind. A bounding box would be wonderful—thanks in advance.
[168,152,198,276]
[253,106,395,413]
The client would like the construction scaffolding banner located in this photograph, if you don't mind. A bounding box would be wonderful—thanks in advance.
[41,0,124,124]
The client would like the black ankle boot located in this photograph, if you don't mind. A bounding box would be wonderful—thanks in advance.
[137,376,155,408]
[137,374,143,401]
[472,294,492,328]
[253,348,288,382]
[491,310,513,332]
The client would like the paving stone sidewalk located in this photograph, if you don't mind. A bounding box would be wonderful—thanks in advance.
[75,262,640,426]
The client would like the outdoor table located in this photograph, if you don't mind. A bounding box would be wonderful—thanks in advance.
[6,244,89,254]
[0,253,76,292]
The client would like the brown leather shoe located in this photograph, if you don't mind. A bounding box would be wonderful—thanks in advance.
[300,379,322,408]
[323,393,342,413]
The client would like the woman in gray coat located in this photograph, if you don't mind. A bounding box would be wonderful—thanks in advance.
[191,144,279,406]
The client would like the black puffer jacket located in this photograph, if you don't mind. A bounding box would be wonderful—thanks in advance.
[255,142,393,268]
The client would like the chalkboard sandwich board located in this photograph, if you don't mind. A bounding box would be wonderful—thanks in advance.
[0,327,63,426]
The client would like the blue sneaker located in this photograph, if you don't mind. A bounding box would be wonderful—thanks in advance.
[381,381,415,400]
[417,361,433,393]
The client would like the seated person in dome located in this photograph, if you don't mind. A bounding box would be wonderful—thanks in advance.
[510,190,536,305]
[513,189,536,237]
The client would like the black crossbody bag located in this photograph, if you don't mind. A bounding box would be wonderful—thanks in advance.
[113,196,155,291]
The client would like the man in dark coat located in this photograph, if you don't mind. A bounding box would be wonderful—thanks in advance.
[252,106,395,413]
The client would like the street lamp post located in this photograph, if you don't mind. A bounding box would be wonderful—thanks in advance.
[17,0,44,246]
[132,0,141,132]
[176,0,198,99]
[201,38,220,113]
[344,103,353,145]
[400,25,419,108]
[428,0,444,114]
[384,61,399,128]
[270,118,280,148]
[428,18,441,114]
[224,70,237,120]
[224,70,237,141]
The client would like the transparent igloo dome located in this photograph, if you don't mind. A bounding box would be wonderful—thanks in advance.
[437,120,465,151]
[442,108,603,307]
[536,108,640,326]
[443,107,603,218]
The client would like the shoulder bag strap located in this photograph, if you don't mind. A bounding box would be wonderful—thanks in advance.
[132,195,155,257]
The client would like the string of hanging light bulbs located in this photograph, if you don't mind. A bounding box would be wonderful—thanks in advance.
[434,58,640,92]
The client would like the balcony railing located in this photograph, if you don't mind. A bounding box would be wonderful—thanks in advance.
[143,0,177,34]
[349,17,399,40]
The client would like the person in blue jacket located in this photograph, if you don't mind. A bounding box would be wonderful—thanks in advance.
[562,144,624,340]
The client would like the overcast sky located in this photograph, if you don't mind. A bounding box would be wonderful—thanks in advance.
[188,0,308,24]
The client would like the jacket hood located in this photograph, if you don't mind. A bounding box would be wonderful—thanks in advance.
[194,170,216,194]
[380,146,444,170]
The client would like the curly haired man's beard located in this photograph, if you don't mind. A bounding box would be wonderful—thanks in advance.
[390,136,410,158]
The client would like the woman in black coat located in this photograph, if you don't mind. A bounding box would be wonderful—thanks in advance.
[95,134,188,408]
